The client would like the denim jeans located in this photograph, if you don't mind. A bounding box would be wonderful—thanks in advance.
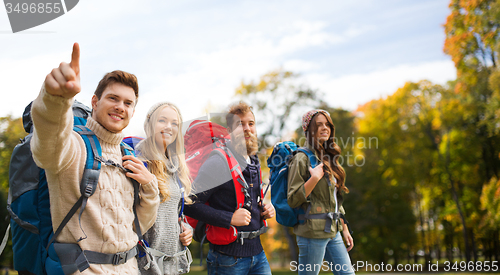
[207,249,272,275]
[296,232,355,275]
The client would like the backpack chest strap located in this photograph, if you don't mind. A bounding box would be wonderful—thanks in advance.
[142,246,192,274]
[77,246,138,270]
[55,243,137,273]
[303,212,340,233]
[237,225,269,245]
[300,204,351,233]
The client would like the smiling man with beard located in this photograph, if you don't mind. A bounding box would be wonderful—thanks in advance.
[184,101,275,275]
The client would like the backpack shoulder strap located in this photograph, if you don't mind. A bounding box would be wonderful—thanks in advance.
[120,141,134,156]
[296,147,319,168]
[46,125,102,250]
[257,165,268,227]
[175,172,185,218]
[75,125,102,192]
[119,141,145,241]
[211,147,249,210]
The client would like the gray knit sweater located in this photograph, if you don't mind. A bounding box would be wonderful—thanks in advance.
[138,175,192,275]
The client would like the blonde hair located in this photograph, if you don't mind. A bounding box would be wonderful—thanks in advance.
[137,102,192,203]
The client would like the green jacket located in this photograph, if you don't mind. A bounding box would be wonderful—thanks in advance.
[287,143,345,239]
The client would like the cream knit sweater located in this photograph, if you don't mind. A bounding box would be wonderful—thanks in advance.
[30,87,160,274]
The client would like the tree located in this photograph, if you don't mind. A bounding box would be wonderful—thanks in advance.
[480,177,500,261]
[0,116,26,267]
[236,68,321,148]
[444,0,500,261]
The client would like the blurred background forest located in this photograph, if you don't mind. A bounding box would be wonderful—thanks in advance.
[0,0,500,271]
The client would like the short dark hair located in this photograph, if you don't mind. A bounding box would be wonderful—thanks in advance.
[94,70,139,102]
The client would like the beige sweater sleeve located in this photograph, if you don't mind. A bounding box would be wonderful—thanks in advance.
[136,173,160,234]
[30,85,79,174]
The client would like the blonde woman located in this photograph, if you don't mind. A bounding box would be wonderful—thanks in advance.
[137,102,193,275]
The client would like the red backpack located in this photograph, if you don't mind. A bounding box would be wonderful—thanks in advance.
[184,120,267,246]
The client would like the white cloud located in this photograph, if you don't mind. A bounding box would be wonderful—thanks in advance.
[0,0,454,140]
[283,59,319,71]
[277,21,344,52]
[0,52,70,117]
[120,20,373,136]
[306,60,457,111]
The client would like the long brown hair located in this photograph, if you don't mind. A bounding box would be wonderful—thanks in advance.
[306,113,349,194]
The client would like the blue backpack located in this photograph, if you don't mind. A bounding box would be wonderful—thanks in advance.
[267,141,318,227]
[7,101,142,275]
[268,141,353,234]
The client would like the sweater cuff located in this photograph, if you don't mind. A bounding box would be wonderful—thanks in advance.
[40,84,74,116]
[217,211,234,229]
[140,175,159,199]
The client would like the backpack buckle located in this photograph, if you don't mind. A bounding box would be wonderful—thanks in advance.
[81,169,100,197]
[112,251,128,265]
[84,184,93,197]
[326,212,339,221]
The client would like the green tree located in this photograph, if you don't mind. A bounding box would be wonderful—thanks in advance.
[444,0,500,261]
[236,68,321,148]
[0,116,26,267]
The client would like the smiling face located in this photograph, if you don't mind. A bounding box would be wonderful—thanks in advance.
[313,113,332,144]
[91,82,136,133]
[154,106,179,153]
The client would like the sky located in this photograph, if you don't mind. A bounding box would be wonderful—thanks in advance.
[0,0,456,137]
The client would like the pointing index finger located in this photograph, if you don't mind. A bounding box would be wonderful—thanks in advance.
[70,42,80,74]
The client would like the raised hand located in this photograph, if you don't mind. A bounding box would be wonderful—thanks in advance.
[44,42,81,98]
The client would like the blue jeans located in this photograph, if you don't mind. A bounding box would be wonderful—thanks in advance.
[207,249,272,275]
[296,233,355,275]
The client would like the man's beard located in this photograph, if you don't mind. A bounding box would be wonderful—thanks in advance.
[231,131,247,157]
[245,132,259,156]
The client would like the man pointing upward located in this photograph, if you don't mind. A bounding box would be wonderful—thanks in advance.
[31,43,160,274]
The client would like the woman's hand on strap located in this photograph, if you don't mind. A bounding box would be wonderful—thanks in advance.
[342,224,354,252]
[179,218,193,246]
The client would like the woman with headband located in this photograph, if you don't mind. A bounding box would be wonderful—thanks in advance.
[287,109,355,275]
